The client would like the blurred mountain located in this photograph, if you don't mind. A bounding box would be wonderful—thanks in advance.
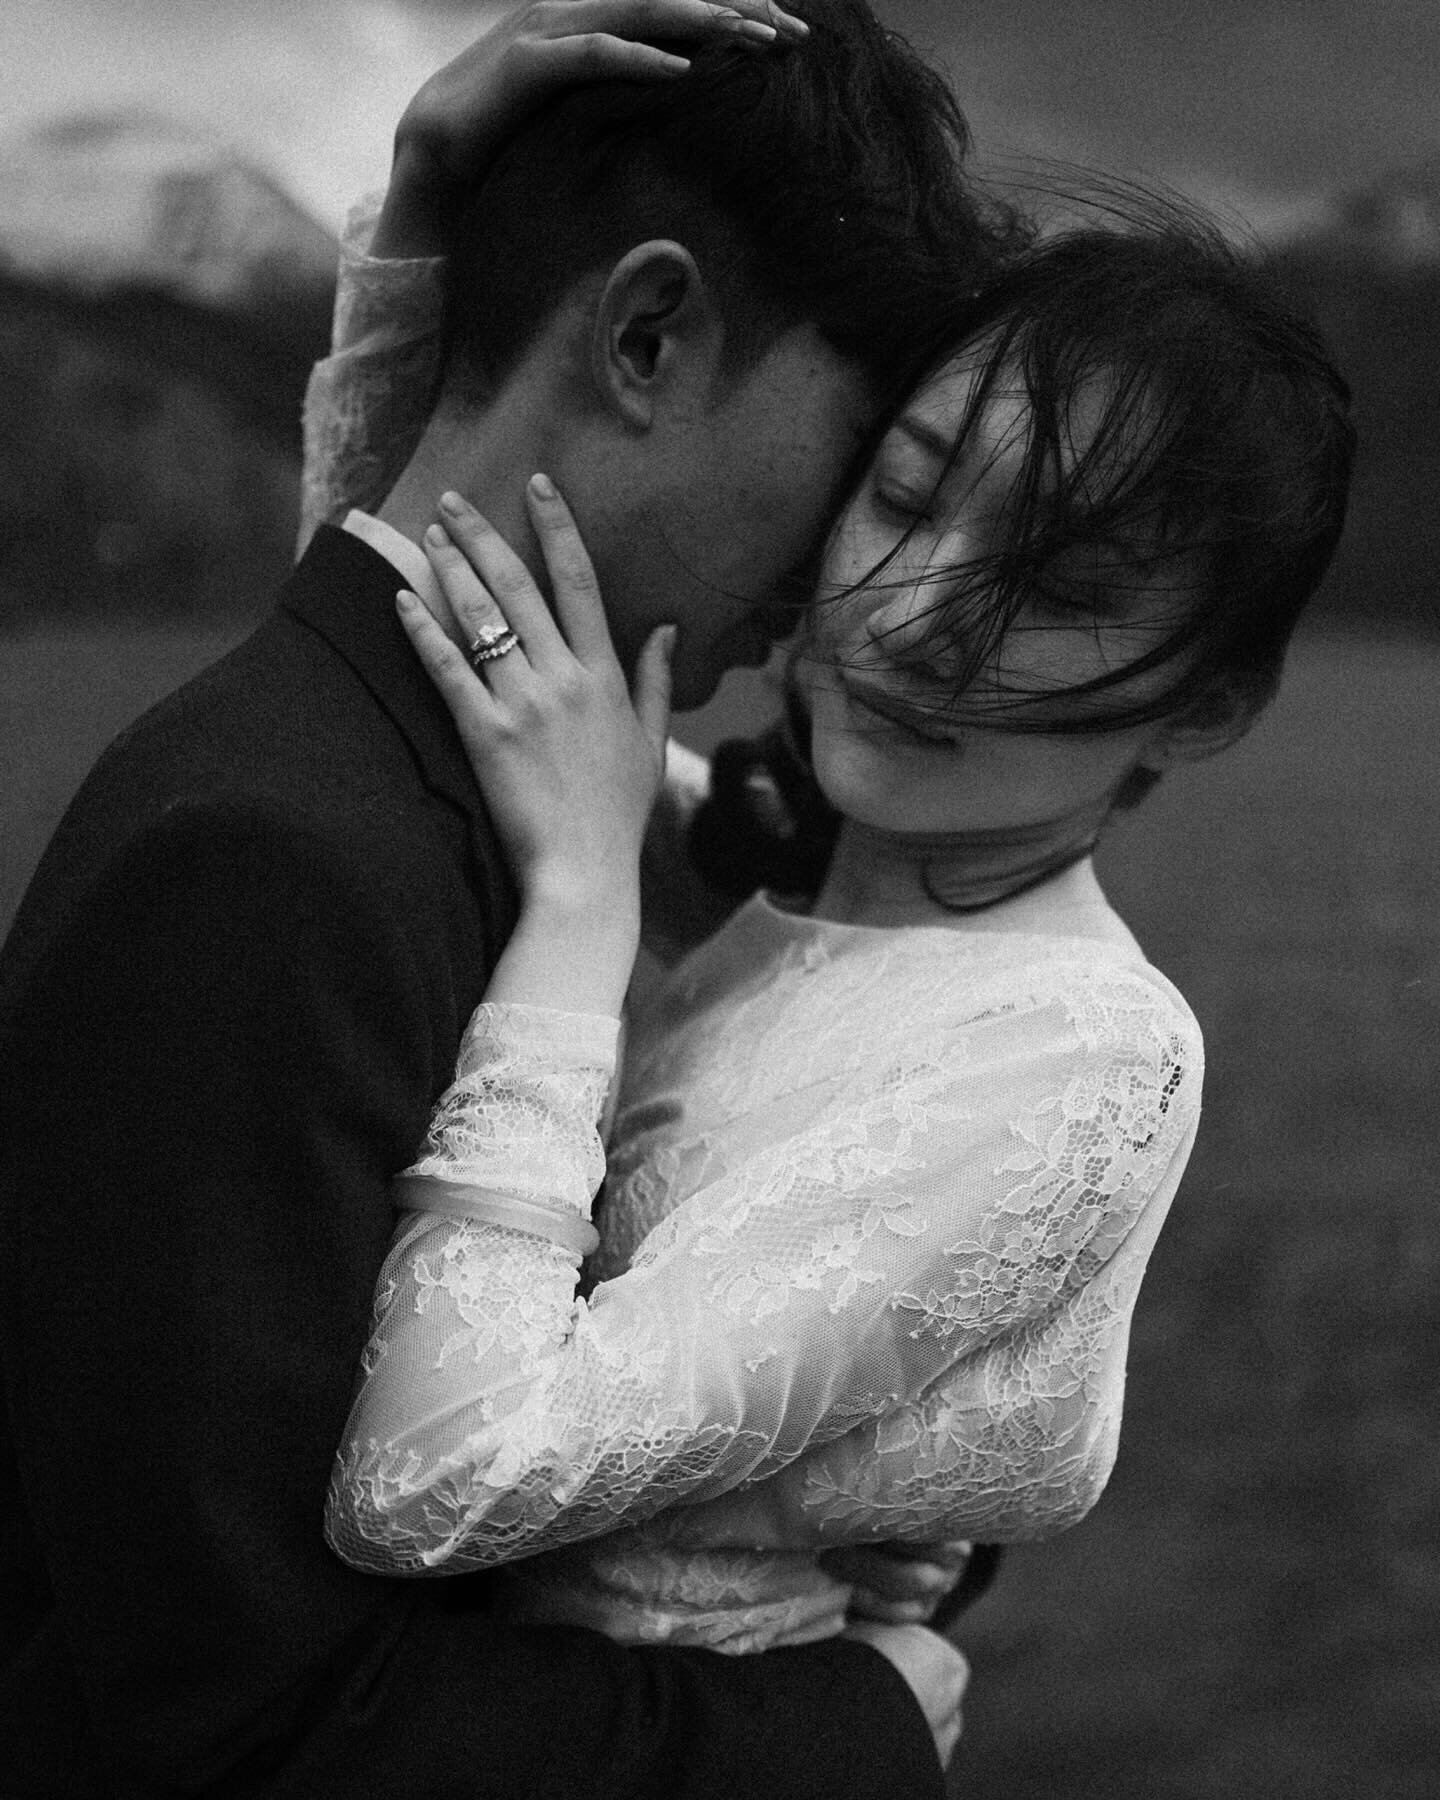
[0,114,337,429]
[1268,164,1440,634]
[0,113,338,626]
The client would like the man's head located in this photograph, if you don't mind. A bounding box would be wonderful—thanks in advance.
[412,0,1016,708]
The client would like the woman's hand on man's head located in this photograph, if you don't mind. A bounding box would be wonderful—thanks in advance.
[374,0,811,259]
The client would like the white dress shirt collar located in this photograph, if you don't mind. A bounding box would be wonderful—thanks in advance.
[340,509,443,614]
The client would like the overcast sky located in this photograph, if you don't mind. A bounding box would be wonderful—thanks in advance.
[3,0,1436,233]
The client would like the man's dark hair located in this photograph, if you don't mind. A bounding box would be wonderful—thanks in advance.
[442,0,1021,405]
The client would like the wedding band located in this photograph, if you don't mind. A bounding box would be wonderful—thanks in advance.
[467,624,520,669]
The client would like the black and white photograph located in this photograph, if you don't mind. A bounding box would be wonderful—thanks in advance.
[2,4,1434,1796]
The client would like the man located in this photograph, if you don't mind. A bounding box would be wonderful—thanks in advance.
[0,4,1003,1794]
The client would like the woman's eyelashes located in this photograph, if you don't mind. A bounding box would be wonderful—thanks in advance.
[871,482,941,527]
[867,438,949,525]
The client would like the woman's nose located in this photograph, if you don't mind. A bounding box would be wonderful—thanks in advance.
[862,583,936,659]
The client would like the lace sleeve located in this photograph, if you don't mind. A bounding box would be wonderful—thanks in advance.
[297,192,447,551]
[648,1102,1193,1558]
[327,1002,619,1571]
[327,970,1201,1576]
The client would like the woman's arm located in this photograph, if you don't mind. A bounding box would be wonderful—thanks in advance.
[399,485,673,1018]
[327,957,1202,1575]
[644,1163,1194,1563]
[774,1123,1194,1550]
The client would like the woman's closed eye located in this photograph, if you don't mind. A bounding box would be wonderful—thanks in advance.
[870,483,938,527]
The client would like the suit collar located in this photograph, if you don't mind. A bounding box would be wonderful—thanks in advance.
[339,509,438,605]
[280,524,489,831]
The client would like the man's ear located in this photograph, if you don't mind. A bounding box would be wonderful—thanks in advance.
[590,241,719,429]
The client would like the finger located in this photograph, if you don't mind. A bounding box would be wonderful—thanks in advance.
[719,0,809,38]
[395,590,501,763]
[418,571,466,648]
[431,493,564,663]
[420,524,532,689]
[908,1539,975,1573]
[847,1593,936,1626]
[823,1548,959,1605]
[547,1,808,48]
[726,0,809,36]
[877,1559,958,1601]
[524,474,617,668]
[537,35,692,81]
[632,624,676,757]
[832,1538,973,1569]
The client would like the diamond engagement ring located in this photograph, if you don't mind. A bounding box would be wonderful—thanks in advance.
[467,624,521,670]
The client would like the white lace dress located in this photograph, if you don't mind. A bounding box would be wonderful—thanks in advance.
[326,889,1202,1649]
[309,203,1204,1651]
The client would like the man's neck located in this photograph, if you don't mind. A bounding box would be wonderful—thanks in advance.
[376,392,550,588]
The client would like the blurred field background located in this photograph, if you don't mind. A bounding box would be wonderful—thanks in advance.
[1,3,1436,1795]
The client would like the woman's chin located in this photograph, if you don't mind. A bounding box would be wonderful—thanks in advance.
[809,747,873,824]
[813,751,1025,841]
[812,762,919,836]
[812,733,937,832]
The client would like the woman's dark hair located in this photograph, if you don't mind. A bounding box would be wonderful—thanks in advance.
[441,0,1023,403]
[827,187,1356,737]
[691,188,1356,896]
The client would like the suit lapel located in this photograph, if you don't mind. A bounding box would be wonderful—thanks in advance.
[281,525,494,838]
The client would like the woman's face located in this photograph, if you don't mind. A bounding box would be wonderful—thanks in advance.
[796,353,1195,837]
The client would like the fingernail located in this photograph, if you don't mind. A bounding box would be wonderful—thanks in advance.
[738,19,778,39]
[439,490,466,513]
[424,522,448,547]
[529,472,557,500]
[396,589,418,612]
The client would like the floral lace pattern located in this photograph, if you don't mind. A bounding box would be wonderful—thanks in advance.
[298,193,445,550]
[406,1003,617,1220]
[327,898,1202,1644]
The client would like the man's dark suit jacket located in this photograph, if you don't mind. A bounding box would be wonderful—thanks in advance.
[0,528,942,1799]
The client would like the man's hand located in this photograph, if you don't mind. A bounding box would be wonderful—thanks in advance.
[374,0,809,258]
[823,1540,973,1625]
[843,1621,969,1771]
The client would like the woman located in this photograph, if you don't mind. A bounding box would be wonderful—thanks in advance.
[316,13,1353,1655]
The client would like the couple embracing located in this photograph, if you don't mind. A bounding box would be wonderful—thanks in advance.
[0,2,1352,1796]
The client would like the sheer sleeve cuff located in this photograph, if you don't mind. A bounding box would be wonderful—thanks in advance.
[297,190,449,549]
[392,1176,601,1258]
[333,190,448,351]
[401,1004,619,1219]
